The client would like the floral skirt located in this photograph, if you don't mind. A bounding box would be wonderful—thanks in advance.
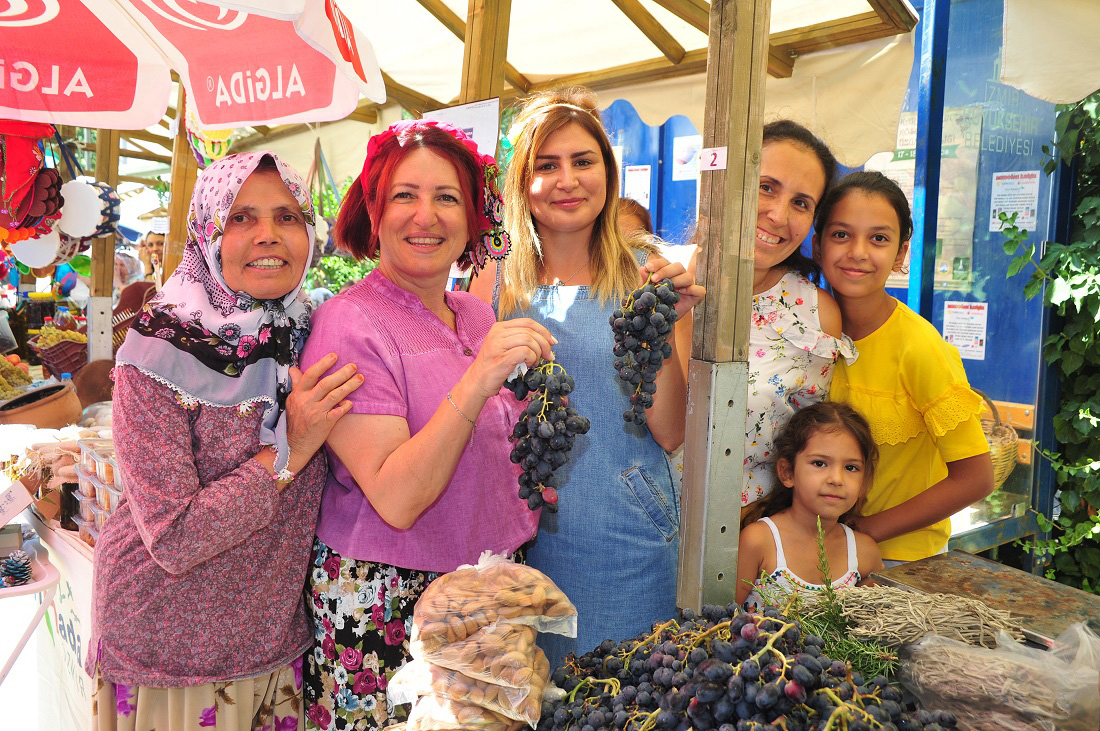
[91,657,304,731]
[302,537,440,731]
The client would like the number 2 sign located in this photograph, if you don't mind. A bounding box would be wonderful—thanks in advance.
[699,146,728,171]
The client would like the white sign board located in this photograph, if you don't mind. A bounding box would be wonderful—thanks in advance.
[0,479,32,527]
[989,170,1041,233]
[672,135,702,181]
[422,98,502,158]
[943,301,989,360]
[623,165,652,209]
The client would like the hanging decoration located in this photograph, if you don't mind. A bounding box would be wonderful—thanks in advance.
[1,120,64,256]
[186,103,234,168]
[57,179,120,240]
[306,137,343,256]
[8,219,63,269]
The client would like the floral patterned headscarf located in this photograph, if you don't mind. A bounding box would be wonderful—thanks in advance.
[116,151,314,475]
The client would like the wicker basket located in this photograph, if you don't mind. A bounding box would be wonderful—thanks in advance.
[976,390,1019,490]
[28,336,88,380]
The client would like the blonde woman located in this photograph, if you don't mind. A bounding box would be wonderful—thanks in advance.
[471,88,704,666]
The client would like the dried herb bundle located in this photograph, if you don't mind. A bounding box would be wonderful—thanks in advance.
[835,585,1024,648]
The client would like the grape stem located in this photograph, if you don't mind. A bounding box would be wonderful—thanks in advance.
[621,619,680,672]
[630,709,661,731]
[565,676,621,704]
[818,688,883,730]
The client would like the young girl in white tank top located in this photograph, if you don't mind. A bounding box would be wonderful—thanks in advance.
[736,402,884,610]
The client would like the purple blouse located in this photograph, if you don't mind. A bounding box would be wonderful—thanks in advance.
[86,365,327,686]
[300,270,537,573]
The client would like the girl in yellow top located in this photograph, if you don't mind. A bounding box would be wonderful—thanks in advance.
[813,171,994,562]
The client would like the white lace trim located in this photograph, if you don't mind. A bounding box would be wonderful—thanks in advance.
[115,362,276,411]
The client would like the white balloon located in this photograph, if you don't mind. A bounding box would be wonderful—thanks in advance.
[10,227,62,268]
[58,180,103,238]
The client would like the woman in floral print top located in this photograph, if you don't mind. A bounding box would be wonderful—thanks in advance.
[86,152,362,731]
[742,121,855,510]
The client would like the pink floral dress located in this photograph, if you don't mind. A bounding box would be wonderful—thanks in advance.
[743,271,856,506]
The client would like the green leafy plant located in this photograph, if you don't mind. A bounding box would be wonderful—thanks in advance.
[304,255,375,293]
[755,518,898,679]
[1001,91,1100,593]
[311,175,353,220]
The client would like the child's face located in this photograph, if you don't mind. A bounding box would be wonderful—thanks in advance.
[777,429,866,521]
[756,141,827,275]
[814,190,909,299]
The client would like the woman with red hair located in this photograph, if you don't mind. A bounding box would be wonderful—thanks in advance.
[298,120,552,729]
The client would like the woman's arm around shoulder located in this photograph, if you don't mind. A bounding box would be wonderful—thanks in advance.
[853,529,884,583]
[816,287,843,339]
[735,520,772,606]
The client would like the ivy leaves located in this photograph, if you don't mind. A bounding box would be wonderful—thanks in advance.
[1005,91,1100,594]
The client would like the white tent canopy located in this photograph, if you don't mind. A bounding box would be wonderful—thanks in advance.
[240,30,913,189]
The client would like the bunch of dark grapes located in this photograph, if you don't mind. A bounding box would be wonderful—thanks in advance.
[611,279,680,425]
[504,360,591,513]
[538,604,957,731]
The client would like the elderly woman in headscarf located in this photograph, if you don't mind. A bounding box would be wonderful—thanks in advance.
[86,152,363,731]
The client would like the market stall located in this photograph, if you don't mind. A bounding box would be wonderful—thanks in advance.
[3,0,1100,729]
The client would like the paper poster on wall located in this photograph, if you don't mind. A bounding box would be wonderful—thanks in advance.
[943,301,989,360]
[623,165,652,209]
[865,106,984,290]
[989,170,1040,232]
[421,98,501,158]
[672,135,702,181]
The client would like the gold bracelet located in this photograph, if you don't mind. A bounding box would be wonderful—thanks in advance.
[447,392,476,428]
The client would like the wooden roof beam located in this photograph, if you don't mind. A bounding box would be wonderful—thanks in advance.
[525,48,708,96]
[417,0,531,93]
[382,71,444,115]
[118,174,163,187]
[234,104,381,150]
[123,129,172,146]
[767,46,794,78]
[461,0,512,103]
[866,0,919,31]
[612,0,686,64]
[650,0,710,34]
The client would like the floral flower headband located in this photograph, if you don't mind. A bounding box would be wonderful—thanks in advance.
[361,118,509,271]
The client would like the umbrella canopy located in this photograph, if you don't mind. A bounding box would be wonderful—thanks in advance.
[0,0,386,129]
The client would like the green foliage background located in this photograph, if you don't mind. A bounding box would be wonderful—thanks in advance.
[1002,92,1100,593]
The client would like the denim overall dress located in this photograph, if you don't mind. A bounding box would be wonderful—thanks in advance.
[495,266,680,668]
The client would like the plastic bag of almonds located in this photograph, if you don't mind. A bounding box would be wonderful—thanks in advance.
[403,693,526,731]
[390,648,550,726]
[413,622,545,688]
[411,553,577,653]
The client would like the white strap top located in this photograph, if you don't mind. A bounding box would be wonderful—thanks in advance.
[743,517,862,612]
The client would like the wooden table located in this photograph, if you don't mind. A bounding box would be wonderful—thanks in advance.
[872,550,1100,647]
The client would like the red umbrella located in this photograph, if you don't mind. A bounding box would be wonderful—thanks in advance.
[0,0,386,129]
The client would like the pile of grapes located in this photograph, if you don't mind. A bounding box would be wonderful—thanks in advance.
[610,280,680,425]
[0,359,33,402]
[505,361,590,513]
[540,605,957,731]
[35,326,87,347]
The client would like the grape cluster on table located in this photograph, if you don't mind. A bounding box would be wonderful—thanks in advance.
[505,361,590,512]
[539,604,957,731]
[611,279,680,425]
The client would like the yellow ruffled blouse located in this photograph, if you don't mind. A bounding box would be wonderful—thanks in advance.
[830,300,989,561]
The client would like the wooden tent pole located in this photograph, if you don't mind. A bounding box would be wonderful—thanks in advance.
[460,0,512,103]
[162,86,200,280]
[677,0,771,610]
[87,128,120,362]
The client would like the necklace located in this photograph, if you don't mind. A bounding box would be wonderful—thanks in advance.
[549,259,588,286]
